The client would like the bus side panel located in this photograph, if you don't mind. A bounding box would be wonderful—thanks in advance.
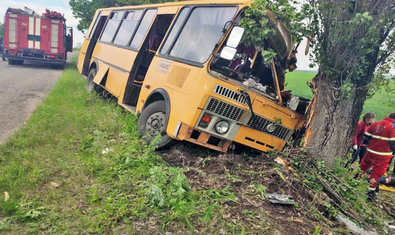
[137,57,207,139]
[91,43,138,97]
[77,38,90,73]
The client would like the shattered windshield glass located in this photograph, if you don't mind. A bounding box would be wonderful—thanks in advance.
[210,10,296,100]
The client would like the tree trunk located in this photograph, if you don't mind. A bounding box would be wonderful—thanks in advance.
[305,72,368,167]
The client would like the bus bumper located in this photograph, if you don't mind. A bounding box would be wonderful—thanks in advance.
[176,123,232,152]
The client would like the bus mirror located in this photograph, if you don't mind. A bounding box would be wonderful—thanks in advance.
[220,46,237,60]
[226,26,244,48]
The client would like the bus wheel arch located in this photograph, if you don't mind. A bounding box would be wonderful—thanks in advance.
[88,61,98,74]
[143,89,171,120]
[139,90,172,148]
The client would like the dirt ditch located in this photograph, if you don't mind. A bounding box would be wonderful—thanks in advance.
[158,143,341,234]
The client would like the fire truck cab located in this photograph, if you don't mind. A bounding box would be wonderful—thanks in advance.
[3,7,73,67]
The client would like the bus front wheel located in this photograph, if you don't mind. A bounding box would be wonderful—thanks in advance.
[138,100,173,148]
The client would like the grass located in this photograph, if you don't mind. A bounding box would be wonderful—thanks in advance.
[0,61,273,234]
[0,62,188,233]
[286,71,394,120]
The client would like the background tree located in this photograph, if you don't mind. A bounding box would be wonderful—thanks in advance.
[69,0,180,32]
[304,0,395,166]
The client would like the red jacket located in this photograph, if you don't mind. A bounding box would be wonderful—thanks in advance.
[365,117,395,157]
[353,120,369,146]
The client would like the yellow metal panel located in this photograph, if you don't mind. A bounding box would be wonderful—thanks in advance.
[92,61,109,84]
[92,43,137,71]
[167,65,190,88]
[97,0,250,12]
[233,126,286,151]
[105,67,129,98]
[137,57,206,137]
[157,6,179,14]
[77,39,90,73]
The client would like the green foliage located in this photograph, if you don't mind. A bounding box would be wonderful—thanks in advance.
[238,0,308,63]
[69,0,180,32]
[239,1,273,48]
[305,0,395,92]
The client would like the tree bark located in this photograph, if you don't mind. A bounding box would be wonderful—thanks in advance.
[305,72,368,167]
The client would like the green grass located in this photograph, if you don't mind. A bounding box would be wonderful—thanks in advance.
[0,62,269,234]
[286,71,394,120]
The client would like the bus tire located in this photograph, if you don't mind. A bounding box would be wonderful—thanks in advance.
[87,68,104,94]
[138,100,173,149]
[8,60,15,65]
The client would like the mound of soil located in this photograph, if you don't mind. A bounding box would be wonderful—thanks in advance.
[159,143,341,234]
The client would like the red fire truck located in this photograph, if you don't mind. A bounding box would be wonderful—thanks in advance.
[3,7,73,68]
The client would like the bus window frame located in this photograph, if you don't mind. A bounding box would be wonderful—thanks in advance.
[98,10,126,43]
[130,9,158,50]
[97,8,158,52]
[112,9,145,47]
[88,11,102,40]
[157,5,239,68]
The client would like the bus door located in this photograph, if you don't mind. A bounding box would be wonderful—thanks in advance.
[122,14,174,107]
[82,13,107,76]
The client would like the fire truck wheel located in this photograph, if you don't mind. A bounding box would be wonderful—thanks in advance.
[138,100,173,149]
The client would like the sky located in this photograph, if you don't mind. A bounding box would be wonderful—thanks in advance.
[0,0,393,73]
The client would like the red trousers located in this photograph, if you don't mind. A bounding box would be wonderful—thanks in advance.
[360,152,392,188]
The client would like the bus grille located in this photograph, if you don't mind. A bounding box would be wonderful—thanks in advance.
[247,115,291,140]
[213,85,247,105]
[206,98,244,122]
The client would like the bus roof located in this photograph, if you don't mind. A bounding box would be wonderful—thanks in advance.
[97,0,252,11]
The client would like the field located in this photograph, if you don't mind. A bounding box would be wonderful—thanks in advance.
[0,63,392,234]
[286,71,394,121]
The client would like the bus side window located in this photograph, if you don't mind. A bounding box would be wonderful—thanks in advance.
[160,8,190,55]
[169,7,237,64]
[113,10,143,46]
[100,11,125,43]
[130,9,157,50]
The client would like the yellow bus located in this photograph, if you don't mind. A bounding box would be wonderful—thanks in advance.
[77,0,308,153]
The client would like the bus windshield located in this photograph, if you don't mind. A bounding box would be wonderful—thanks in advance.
[210,10,296,99]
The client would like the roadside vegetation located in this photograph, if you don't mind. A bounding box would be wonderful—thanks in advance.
[0,62,393,234]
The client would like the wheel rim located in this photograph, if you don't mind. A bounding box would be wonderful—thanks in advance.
[146,111,166,136]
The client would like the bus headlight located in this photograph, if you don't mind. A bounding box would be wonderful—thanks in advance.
[266,123,276,133]
[215,120,229,134]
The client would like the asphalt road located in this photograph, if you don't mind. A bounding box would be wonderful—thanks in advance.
[0,53,77,144]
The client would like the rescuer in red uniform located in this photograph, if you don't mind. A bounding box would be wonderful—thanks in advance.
[351,113,375,164]
[360,113,395,197]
